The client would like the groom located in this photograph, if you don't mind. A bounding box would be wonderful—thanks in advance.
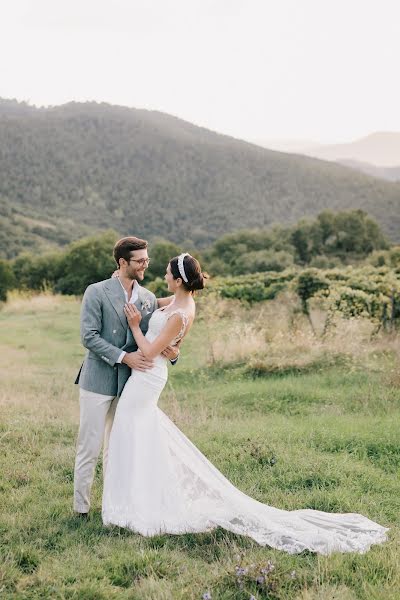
[73,236,179,515]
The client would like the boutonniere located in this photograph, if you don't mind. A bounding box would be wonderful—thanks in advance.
[141,299,151,313]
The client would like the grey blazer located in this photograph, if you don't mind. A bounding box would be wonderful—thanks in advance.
[75,277,158,397]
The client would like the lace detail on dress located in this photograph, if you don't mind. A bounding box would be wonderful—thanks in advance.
[165,309,189,345]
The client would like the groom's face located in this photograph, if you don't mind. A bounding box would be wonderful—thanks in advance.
[124,248,149,281]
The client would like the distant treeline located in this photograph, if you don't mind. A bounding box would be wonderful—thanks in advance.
[1,209,398,302]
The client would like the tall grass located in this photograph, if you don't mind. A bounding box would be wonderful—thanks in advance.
[0,291,399,599]
[198,292,400,376]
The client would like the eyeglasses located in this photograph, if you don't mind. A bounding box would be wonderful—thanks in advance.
[128,257,151,266]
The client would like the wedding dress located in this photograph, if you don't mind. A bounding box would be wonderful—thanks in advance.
[102,308,388,555]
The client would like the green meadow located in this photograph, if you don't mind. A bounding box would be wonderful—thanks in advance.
[0,292,399,599]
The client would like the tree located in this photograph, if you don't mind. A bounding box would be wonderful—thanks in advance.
[290,222,313,264]
[206,226,292,275]
[144,240,182,282]
[317,210,336,244]
[236,249,294,274]
[12,252,63,290]
[55,231,118,295]
[330,210,388,257]
[0,259,15,301]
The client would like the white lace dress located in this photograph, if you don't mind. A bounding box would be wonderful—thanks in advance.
[102,308,388,555]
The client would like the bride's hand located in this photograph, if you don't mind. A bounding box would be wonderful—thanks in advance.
[124,303,142,327]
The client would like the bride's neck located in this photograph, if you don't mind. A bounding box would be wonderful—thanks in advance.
[174,288,191,303]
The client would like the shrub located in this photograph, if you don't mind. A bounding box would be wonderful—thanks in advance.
[12,252,63,291]
[147,276,169,297]
[295,269,330,313]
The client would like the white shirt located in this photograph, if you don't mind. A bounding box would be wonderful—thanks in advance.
[118,277,139,304]
[116,279,139,364]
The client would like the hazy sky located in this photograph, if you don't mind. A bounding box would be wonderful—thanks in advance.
[1,0,400,144]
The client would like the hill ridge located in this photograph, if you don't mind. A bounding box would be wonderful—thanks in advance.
[0,99,399,258]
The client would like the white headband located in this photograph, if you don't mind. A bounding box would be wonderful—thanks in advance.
[177,253,190,282]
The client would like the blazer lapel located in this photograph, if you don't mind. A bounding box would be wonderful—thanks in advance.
[103,278,127,329]
[127,285,147,344]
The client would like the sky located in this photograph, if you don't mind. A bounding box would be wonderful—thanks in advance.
[1,0,400,144]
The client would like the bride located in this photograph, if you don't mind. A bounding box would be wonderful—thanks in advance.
[102,253,388,555]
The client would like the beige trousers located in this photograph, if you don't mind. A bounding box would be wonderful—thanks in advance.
[73,388,119,513]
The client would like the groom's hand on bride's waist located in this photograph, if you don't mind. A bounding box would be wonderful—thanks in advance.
[161,344,180,361]
[122,351,154,371]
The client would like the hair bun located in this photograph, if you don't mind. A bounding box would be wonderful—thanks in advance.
[189,272,206,291]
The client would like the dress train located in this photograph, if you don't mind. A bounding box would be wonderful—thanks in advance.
[102,309,388,555]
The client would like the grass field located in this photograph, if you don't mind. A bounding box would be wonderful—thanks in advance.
[1,291,399,599]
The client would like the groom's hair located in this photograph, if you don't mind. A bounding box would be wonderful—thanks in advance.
[113,236,148,266]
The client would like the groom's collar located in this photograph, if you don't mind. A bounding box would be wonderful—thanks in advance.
[103,277,147,313]
[116,277,139,302]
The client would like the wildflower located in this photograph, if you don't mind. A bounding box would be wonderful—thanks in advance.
[290,570,297,579]
[202,592,212,600]
[235,566,248,577]
[256,576,265,585]
[260,559,275,574]
[250,596,257,600]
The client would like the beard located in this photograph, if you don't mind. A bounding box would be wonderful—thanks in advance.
[126,266,145,281]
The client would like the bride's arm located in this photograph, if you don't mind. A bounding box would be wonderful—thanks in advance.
[157,295,174,308]
[124,304,183,360]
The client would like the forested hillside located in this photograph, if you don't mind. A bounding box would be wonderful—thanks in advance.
[1,98,400,258]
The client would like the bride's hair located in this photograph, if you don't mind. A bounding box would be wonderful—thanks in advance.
[169,255,207,292]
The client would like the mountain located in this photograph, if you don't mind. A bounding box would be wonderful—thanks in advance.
[257,132,400,182]
[304,132,400,167]
[337,159,400,182]
[248,139,321,154]
[0,99,400,259]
